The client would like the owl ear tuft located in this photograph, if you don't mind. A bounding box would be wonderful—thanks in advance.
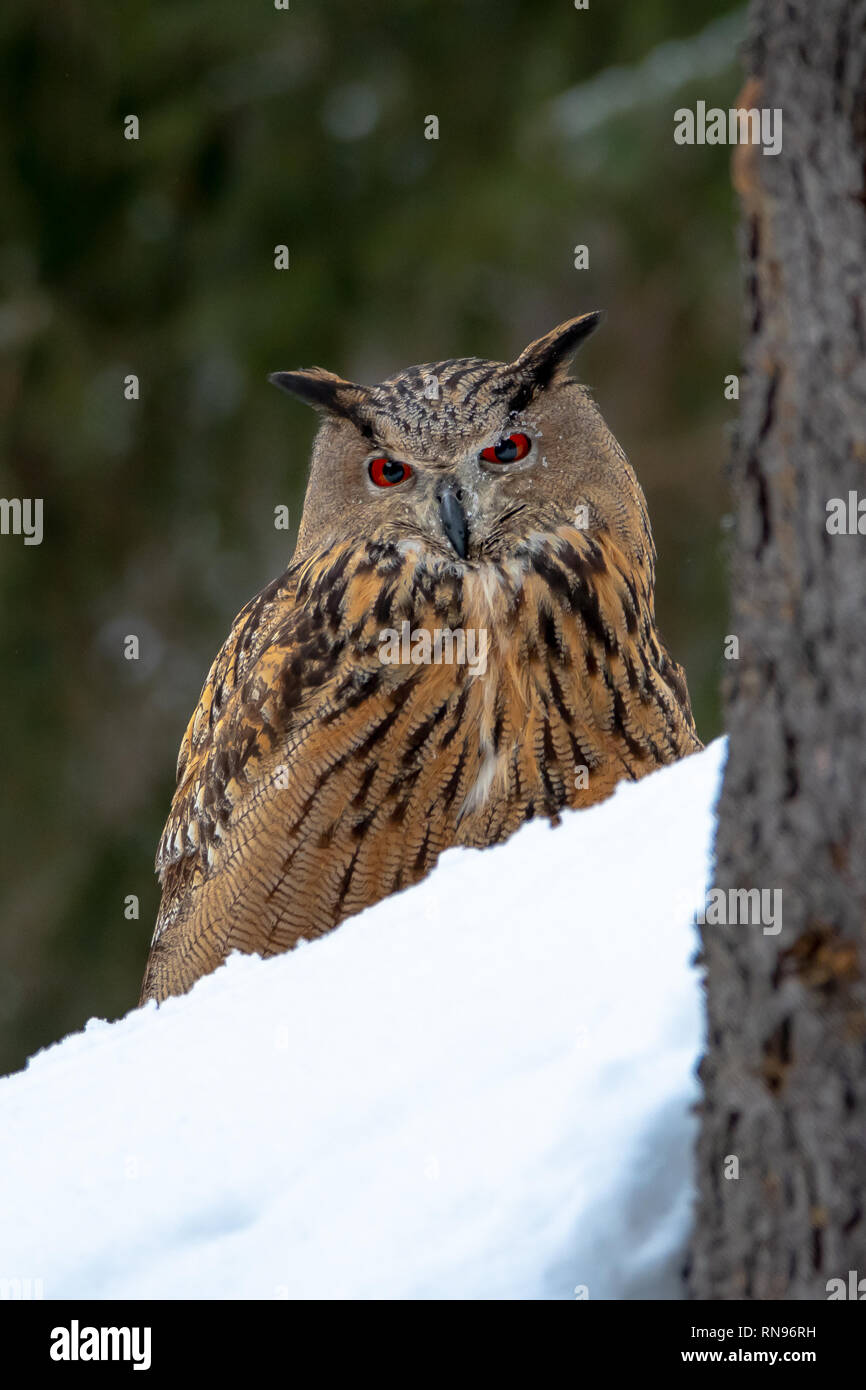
[507,311,604,404]
[269,367,371,427]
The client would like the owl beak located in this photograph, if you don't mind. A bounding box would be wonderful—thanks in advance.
[438,486,469,560]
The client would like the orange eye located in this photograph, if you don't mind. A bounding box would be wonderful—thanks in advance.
[480,433,531,464]
[368,457,412,487]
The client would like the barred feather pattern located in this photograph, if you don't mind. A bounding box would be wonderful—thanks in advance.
[140,523,701,1003]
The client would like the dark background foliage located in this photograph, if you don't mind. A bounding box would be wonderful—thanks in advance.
[0,0,742,1076]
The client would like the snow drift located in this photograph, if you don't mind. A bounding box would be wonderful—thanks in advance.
[0,739,726,1300]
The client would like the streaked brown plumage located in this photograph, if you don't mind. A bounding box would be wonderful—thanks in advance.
[140,313,701,1004]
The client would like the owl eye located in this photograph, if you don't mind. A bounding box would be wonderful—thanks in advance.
[368,456,413,488]
[480,432,531,464]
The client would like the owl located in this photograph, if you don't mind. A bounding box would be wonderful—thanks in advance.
[140,313,701,1004]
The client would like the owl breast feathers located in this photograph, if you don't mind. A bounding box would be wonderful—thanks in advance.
[140,313,701,1004]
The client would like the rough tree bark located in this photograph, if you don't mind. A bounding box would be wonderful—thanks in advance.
[690,0,866,1299]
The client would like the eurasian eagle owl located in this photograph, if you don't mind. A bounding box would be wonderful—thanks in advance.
[140,313,700,1004]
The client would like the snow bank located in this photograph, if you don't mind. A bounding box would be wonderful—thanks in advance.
[0,739,726,1300]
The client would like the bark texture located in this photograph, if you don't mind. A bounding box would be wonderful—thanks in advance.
[690,0,866,1299]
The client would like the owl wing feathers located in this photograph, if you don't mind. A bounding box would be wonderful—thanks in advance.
[141,525,700,1004]
[142,538,481,1001]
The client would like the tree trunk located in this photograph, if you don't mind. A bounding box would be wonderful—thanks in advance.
[690,0,866,1299]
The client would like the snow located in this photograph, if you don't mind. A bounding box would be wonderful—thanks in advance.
[0,739,726,1301]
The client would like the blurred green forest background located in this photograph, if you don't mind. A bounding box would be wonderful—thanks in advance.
[0,0,744,1076]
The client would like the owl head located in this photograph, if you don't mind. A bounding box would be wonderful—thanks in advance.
[270,313,651,568]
